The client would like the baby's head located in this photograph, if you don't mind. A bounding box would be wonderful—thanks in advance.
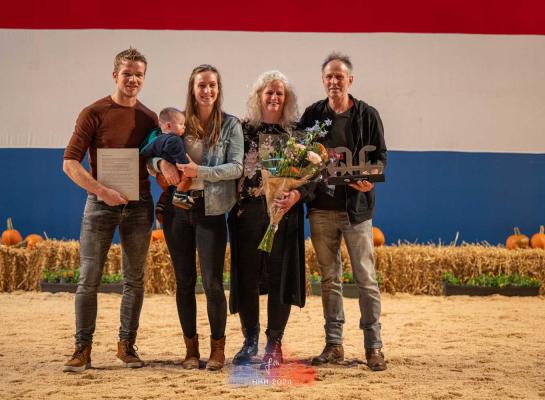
[159,107,185,136]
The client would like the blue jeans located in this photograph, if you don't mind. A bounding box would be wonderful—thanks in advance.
[75,194,153,345]
[309,209,382,349]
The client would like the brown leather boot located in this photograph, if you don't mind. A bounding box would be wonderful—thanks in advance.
[365,348,387,371]
[63,343,92,372]
[206,337,225,371]
[311,343,344,366]
[116,340,144,368]
[182,334,200,369]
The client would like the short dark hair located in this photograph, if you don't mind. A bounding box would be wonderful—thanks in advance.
[114,47,147,73]
[321,52,353,74]
[159,107,184,124]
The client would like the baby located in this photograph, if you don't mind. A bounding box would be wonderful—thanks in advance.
[140,107,193,222]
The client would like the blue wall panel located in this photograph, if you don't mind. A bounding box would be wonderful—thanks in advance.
[1,149,544,245]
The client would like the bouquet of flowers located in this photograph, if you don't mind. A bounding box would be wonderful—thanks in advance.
[257,120,331,253]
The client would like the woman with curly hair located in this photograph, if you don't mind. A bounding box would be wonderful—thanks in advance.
[228,71,306,366]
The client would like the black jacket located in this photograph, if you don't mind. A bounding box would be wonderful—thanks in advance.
[297,95,387,223]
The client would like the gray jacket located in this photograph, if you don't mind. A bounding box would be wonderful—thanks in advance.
[151,113,244,215]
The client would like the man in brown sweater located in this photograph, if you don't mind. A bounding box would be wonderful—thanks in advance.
[62,48,158,372]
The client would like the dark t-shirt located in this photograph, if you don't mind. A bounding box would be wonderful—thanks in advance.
[310,104,354,211]
[64,96,158,195]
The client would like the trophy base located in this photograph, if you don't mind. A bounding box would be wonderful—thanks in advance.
[327,174,385,185]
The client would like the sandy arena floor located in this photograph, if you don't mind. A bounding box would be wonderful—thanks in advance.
[0,291,544,400]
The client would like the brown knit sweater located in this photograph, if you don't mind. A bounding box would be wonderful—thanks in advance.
[64,96,158,195]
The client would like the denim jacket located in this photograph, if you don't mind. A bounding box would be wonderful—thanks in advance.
[151,113,244,216]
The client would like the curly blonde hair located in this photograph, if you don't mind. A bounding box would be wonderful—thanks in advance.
[246,70,299,129]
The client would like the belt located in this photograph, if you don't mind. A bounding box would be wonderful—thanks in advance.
[188,190,204,198]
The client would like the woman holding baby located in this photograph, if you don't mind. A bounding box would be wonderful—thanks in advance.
[154,64,243,371]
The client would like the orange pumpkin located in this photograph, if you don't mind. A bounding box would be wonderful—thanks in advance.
[1,218,23,246]
[25,234,44,249]
[151,229,165,241]
[530,226,545,249]
[505,227,529,249]
[151,220,165,242]
[372,226,385,247]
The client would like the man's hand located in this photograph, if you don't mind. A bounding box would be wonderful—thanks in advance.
[97,187,128,206]
[177,155,199,178]
[349,180,374,192]
[159,160,180,185]
[273,190,301,213]
[63,159,129,206]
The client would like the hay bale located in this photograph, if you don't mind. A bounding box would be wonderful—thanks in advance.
[3,239,544,296]
[144,241,175,294]
[375,244,545,295]
[304,240,545,296]
[31,240,80,272]
[142,242,232,294]
[0,246,30,292]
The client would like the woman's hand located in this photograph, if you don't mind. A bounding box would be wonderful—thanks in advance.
[177,155,199,178]
[158,160,180,185]
[349,180,374,192]
[273,190,301,213]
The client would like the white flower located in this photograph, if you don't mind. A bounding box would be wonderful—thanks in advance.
[307,151,322,164]
[324,119,332,126]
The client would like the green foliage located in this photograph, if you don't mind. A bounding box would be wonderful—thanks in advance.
[442,272,540,288]
[42,268,122,284]
[309,272,383,286]
[195,273,230,285]
[260,121,329,179]
[309,272,321,283]
[342,272,354,284]
[442,272,461,286]
[258,223,277,253]
[101,272,123,284]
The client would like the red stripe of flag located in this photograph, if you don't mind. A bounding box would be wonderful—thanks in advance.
[2,0,545,35]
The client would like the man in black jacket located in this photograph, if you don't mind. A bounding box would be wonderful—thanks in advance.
[298,52,387,371]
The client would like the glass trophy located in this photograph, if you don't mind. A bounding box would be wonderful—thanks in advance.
[326,145,385,185]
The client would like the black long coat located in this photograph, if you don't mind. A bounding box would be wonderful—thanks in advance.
[228,193,307,314]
